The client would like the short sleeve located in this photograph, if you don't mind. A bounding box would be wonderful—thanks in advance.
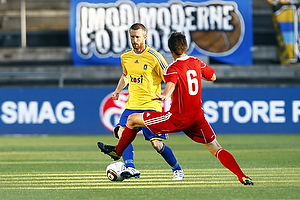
[201,63,215,80]
[120,54,128,76]
[164,65,178,84]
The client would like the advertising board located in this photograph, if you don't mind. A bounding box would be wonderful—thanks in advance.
[0,87,299,135]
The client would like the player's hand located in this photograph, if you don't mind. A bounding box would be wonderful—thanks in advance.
[152,94,167,101]
[111,92,120,100]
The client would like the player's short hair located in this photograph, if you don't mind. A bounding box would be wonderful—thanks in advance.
[130,23,147,35]
[168,32,188,56]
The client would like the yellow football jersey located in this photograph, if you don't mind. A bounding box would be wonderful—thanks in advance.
[121,45,167,111]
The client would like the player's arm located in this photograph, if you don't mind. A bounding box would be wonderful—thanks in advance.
[112,74,128,100]
[201,63,216,82]
[202,73,216,81]
[152,81,175,101]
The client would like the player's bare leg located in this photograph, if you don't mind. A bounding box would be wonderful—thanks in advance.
[126,113,145,128]
[203,140,253,185]
[116,126,124,138]
[150,139,163,151]
[203,139,222,155]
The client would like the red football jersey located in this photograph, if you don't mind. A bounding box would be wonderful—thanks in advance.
[164,56,214,114]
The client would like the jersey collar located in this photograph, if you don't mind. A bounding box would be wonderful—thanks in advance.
[175,55,189,61]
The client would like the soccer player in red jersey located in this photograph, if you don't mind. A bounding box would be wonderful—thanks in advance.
[98,32,253,185]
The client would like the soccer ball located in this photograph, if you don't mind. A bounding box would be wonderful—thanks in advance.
[106,161,125,181]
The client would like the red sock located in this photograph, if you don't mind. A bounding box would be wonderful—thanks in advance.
[215,148,246,182]
[116,125,138,156]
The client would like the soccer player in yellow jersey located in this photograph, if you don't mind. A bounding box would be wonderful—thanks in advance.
[98,23,183,180]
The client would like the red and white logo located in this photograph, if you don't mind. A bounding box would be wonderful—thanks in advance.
[100,91,129,132]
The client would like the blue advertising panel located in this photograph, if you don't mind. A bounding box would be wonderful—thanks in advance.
[0,88,113,135]
[69,0,253,66]
[201,87,300,134]
[0,87,299,135]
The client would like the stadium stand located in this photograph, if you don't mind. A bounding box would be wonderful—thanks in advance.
[0,0,299,87]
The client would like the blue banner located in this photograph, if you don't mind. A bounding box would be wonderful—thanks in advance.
[69,0,253,66]
[201,87,300,134]
[0,88,112,135]
[0,87,299,135]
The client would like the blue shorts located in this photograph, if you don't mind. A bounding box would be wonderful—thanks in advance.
[114,109,168,141]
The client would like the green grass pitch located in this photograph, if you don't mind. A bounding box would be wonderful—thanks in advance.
[0,134,299,200]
